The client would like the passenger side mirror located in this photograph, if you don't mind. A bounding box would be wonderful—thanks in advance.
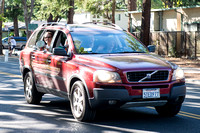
[147,45,156,52]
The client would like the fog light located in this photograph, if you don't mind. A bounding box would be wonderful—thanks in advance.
[108,100,117,105]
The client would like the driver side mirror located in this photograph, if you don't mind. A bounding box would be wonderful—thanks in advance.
[53,47,73,59]
[147,45,156,52]
[36,41,45,51]
[53,47,67,56]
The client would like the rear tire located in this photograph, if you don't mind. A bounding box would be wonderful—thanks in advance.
[70,81,96,122]
[24,72,43,104]
[155,103,182,117]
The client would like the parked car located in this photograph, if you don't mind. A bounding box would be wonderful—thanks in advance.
[19,22,186,122]
[2,36,27,50]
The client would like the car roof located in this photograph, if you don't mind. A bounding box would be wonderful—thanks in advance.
[69,24,123,33]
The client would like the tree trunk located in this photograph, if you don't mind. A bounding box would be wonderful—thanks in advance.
[67,0,74,24]
[112,0,116,24]
[140,0,151,46]
[0,0,5,55]
[22,0,35,39]
[128,0,137,32]
[0,19,3,55]
[23,0,30,39]
[47,14,58,22]
[13,16,19,36]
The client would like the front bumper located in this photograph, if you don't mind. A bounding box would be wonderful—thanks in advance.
[89,83,186,109]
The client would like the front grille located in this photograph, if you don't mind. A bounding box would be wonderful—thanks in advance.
[127,70,169,82]
[132,85,169,89]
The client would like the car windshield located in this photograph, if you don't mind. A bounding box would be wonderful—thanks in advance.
[71,32,149,54]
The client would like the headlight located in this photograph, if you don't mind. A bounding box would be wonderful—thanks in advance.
[93,70,122,83]
[172,67,185,80]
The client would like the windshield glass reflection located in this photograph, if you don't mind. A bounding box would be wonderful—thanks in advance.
[71,32,148,54]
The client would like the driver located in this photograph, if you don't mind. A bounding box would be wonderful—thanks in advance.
[44,32,53,51]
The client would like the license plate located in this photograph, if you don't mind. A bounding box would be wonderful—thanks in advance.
[143,88,160,99]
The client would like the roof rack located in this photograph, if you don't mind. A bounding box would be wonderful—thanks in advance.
[41,22,67,27]
[82,22,124,31]
[39,22,72,31]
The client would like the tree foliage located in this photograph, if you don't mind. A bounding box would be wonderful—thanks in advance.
[76,0,123,22]
[34,0,69,22]
[4,0,23,21]
[162,0,200,8]
[137,0,200,10]
[4,0,24,36]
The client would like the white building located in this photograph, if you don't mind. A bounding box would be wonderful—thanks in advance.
[128,6,200,32]
[74,10,129,30]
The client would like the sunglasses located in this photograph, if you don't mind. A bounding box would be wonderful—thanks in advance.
[44,36,52,39]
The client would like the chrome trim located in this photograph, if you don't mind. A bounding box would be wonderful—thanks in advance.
[121,100,167,108]
[126,70,170,83]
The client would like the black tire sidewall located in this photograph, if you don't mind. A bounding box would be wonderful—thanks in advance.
[24,72,42,104]
[155,103,182,117]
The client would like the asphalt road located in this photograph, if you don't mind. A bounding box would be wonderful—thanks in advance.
[0,56,200,133]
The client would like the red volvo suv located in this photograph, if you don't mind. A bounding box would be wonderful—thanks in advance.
[19,23,186,121]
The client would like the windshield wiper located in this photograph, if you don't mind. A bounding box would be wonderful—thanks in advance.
[116,51,145,53]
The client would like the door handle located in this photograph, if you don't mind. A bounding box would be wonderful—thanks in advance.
[31,55,35,59]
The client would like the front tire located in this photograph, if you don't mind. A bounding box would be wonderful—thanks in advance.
[70,81,96,122]
[24,72,43,104]
[155,103,182,117]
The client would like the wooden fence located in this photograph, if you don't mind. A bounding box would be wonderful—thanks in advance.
[132,31,200,59]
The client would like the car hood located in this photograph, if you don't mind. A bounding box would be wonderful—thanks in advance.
[80,53,173,71]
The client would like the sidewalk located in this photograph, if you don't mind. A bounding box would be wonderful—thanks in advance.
[165,57,200,84]
[183,68,200,84]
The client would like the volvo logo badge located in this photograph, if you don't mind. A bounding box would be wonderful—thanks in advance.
[138,70,158,82]
[146,74,151,79]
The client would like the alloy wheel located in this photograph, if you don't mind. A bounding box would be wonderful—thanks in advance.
[72,86,84,118]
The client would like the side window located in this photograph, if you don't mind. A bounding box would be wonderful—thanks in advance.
[54,31,67,48]
[27,30,44,48]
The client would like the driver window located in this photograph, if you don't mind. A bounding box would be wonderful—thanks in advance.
[42,30,56,52]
